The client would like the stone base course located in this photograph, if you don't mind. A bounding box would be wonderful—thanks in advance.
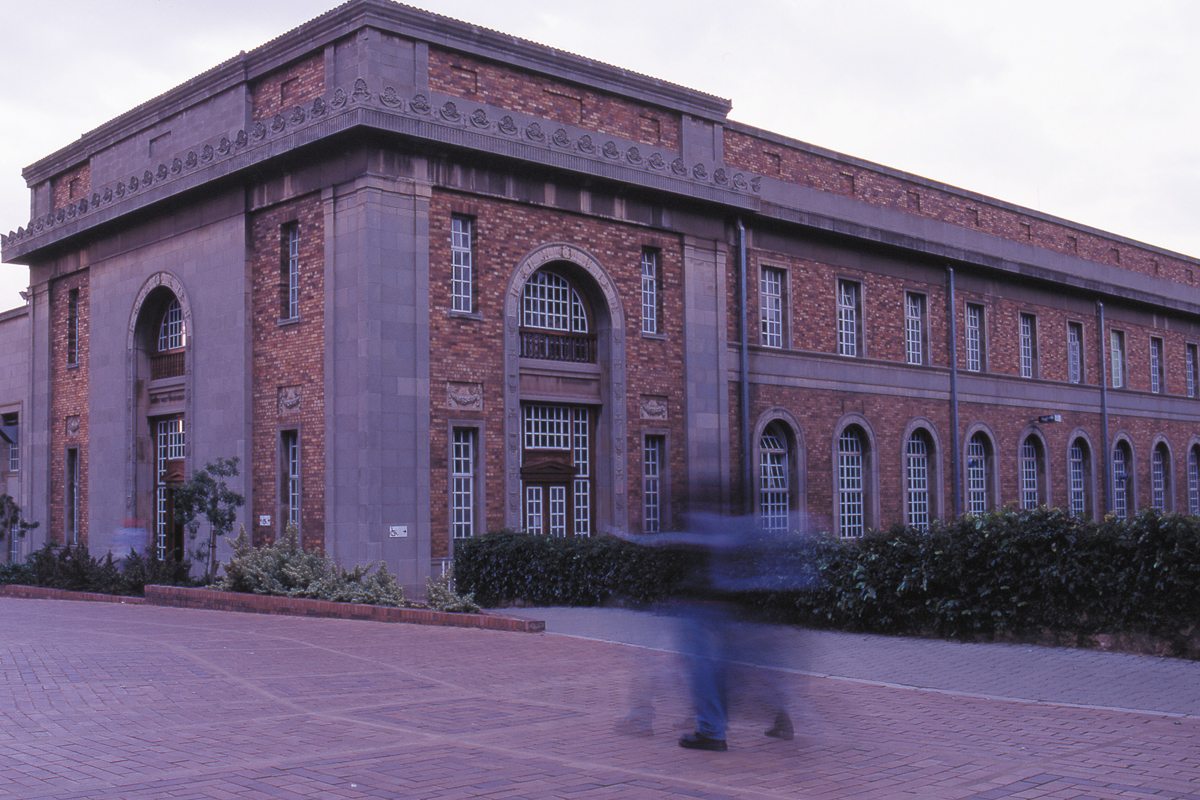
[0,583,544,632]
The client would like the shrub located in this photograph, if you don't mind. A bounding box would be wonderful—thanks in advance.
[218,522,408,606]
[13,542,194,596]
[426,570,480,613]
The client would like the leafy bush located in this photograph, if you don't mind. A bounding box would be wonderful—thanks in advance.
[218,523,408,606]
[9,542,193,596]
[453,510,1200,653]
[426,570,480,613]
[453,529,696,607]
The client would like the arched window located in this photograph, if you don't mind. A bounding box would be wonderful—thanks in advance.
[1112,440,1132,518]
[966,432,994,515]
[1188,445,1200,515]
[1152,442,1171,511]
[1020,435,1047,510]
[157,298,186,352]
[1068,438,1092,519]
[905,430,932,530]
[520,269,594,363]
[759,423,790,533]
[838,426,868,538]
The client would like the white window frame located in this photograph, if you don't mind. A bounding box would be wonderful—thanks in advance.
[967,433,990,515]
[837,280,861,357]
[760,267,784,348]
[1020,438,1040,509]
[965,303,984,372]
[906,433,929,530]
[451,216,473,314]
[1189,446,1200,515]
[1019,313,1037,378]
[158,299,185,352]
[640,249,660,335]
[838,428,865,538]
[450,426,480,540]
[759,427,790,533]
[905,292,925,366]
[1112,443,1130,519]
[1150,337,1164,394]
[1111,329,1126,388]
[572,409,590,537]
[523,270,587,332]
[65,447,80,545]
[67,288,79,365]
[1069,442,1087,517]
[643,435,664,533]
[1067,322,1083,384]
[283,223,300,321]
[281,429,300,529]
[1152,444,1169,511]
[1187,344,1198,398]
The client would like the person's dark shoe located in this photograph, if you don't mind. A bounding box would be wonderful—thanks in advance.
[765,712,794,740]
[679,732,728,751]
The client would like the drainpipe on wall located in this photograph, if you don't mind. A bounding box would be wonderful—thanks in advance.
[1098,301,1111,515]
[737,219,753,516]
[947,267,962,517]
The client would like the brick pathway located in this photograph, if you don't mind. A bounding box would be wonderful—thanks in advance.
[1,597,1198,799]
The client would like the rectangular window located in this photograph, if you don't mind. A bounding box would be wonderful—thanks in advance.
[1152,448,1167,511]
[1150,337,1164,394]
[1020,441,1039,509]
[451,428,476,539]
[572,409,590,537]
[281,430,299,528]
[1113,446,1129,519]
[759,429,789,534]
[451,216,473,314]
[904,292,926,366]
[640,249,660,335]
[3,412,17,474]
[1019,313,1037,378]
[523,405,572,450]
[905,435,929,531]
[1188,344,1199,398]
[1189,449,1200,515]
[281,223,300,320]
[760,267,784,348]
[1067,322,1083,384]
[1111,330,1126,388]
[1069,444,1086,517]
[643,435,665,533]
[838,430,864,538]
[65,448,79,544]
[837,280,861,357]
[67,289,79,365]
[965,303,985,372]
[524,486,542,535]
[967,437,988,515]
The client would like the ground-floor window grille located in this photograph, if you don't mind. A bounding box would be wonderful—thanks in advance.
[452,428,475,539]
[1152,446,1168,511]
[156,418,185,559]
[643,436,664,533]
[838,429,864,538]
[1069,443,1087,517]
[967,434,988,515]
[906,434,929,531]
[1113,445,1129,519]
[1020,440,1040,510]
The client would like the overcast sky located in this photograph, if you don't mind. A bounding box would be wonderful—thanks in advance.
[2,0,1198,312]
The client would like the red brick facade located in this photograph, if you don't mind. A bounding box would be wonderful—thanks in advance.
[252,54,325,122]
[49,270,89,545]
[249,194,326,549]
[50,163,91,211]
[429,48,681,150]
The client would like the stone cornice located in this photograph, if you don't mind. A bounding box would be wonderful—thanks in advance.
[3,75,759,263]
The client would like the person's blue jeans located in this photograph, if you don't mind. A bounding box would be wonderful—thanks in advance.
[678,602,733,739]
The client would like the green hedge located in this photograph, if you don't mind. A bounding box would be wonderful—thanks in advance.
[0,542,194,596]
[454,510,1200,650]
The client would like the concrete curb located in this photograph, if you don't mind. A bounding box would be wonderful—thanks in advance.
[0,584,545,633]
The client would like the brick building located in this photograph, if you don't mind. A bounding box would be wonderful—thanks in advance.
[3,0,1199,595]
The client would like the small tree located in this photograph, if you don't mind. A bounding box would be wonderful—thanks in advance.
[173,457,245,583]
[0,494,38,547]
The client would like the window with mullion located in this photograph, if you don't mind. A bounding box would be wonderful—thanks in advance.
[905,293,925,366]
[1187,344,1198,398]
[1019,313,1037,378]
[281,430,300,529]
[640,249,660,335]
[838,429,864,538]
[451,428,476,539]
[1020,439,1040,509]
[965,303,984,372]
[1150,337,1164,394]
[281,224,300,320]
[760,267,784,348]
[1069,442,1087,517]
[905,433,929,530]
[967,433,990,515]
[759,428,789,533]
[451,216,473,314]
[1112,443,1130,519]
[1110,329,1126,388]
[1189,447,1200,515]
[1152,445,1169,511]
[1068,322,1083,384]
[643,436,664,533]
[837,280,860,357]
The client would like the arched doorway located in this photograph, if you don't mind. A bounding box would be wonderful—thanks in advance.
[127,273,192,561]
[503,244,626,535]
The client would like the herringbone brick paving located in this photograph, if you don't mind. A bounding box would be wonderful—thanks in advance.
[1,597,1198,799]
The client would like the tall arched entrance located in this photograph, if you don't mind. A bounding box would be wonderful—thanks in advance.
[127,273,192,561]
[503,244,627,535]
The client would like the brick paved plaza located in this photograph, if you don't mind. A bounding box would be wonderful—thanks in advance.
[2,597,1198,799]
